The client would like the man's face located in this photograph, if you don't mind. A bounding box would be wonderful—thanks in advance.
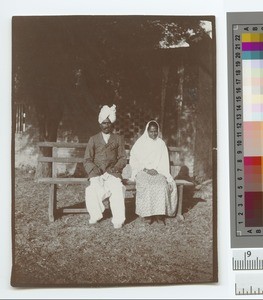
[100,118,113,134]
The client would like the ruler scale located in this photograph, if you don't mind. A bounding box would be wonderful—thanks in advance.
[228,13,263,296]
[235,273,263,295]
[232,250,263,270]
[228,13,263,248]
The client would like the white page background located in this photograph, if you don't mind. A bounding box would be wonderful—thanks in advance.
[1,0,263,299]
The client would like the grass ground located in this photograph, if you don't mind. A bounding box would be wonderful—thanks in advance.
[12,169,216,287]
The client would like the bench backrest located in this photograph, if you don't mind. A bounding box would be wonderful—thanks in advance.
[37,142,183,178]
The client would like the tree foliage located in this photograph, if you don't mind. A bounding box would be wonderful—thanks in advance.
[13,16,210,142]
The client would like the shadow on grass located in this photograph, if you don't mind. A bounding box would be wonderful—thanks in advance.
[124,198,138,224]
[182,186,206,215]
[55,198,138,224]
[174,165,208,215]
[55,188,205,222]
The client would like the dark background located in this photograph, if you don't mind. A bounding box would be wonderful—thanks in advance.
[13,15,216,182]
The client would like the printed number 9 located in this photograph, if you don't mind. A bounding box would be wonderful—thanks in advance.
[247,251,251,257]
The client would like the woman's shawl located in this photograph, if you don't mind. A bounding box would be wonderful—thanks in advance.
[129,120,173,182]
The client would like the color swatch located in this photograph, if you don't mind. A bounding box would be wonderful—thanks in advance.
[242,33,263,227]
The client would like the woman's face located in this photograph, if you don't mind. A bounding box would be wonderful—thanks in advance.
[147,125,158,140]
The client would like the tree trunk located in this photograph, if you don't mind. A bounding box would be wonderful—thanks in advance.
[160,65,169,137]
[177,64,184,147]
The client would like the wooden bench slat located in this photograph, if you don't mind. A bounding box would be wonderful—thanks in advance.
[63,208,87,214]
[125,185,136,191]
[39,156,179,166]
[175,179,194,186]
[38,142,181,152]
[170,161,184,167]
[168,146,182,152]
[38,142,88,148]
[38,157,84,163]
[38,178,136,190]
[38,178,89,185]
[38,177,193,186]
[123,179,193,187]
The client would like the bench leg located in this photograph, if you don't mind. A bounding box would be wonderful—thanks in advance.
[176,184,184,221]
[49,184,57,222]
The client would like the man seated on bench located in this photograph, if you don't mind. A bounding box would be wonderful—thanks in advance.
[83,104,127,229]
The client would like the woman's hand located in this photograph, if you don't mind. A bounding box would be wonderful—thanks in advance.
[144,168,158,176]
[168,182,174,191]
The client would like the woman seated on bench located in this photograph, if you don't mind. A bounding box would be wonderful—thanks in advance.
[129,120,177,224]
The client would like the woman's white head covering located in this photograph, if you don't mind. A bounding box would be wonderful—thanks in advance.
[98,104,116,124]
[129,120,173,182]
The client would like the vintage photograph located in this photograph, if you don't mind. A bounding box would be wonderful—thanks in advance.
[11,15,217,287]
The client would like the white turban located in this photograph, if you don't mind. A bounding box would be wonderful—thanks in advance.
[98,104,116,124]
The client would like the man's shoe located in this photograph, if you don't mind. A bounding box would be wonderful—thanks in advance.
[89,219,97,225]
[144,216,154,224]
[156,215,166,225]
[113,223,123,229]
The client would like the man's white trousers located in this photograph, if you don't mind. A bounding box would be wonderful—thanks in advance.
[85,173,126,226]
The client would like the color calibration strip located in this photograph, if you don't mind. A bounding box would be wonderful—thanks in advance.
[228,21,263,247]
[242,33,263,228]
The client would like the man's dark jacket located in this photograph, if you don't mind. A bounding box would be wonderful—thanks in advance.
[83,132,127,179]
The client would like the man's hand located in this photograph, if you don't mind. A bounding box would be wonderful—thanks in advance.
[107,167,115,173]
[106,167,120,177]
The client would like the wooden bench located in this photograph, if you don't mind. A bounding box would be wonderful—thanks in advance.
[37,142,194,222]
